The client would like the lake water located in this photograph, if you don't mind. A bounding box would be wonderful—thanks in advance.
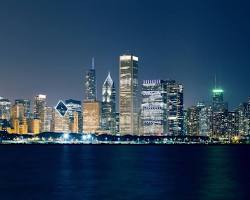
[0,145,249,200]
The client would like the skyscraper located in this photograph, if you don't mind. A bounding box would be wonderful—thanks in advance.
[84,58,96,101]
[101,73,116,134]
[0,98,11,121]
[15,99,31,119]
[33,94,47,133]
[52,100,70,133]
[65,99,82,133]
[212,88,228,138]
[166,80,184,135]
[140,80,167,136]
[119,54,139,135]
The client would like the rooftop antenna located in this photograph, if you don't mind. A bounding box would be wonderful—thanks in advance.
[91,57,95,69]
[214,74,217,89]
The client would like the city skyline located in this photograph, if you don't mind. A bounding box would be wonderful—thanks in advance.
[0,0,250,108]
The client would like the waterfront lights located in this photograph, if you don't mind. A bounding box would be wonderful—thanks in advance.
[63,133,69,140]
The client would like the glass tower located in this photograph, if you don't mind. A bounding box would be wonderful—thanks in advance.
[166,80,184,135]
[119,54,139,135]
[140,80,167,136]
[101,73,116,134]
[84,58,96,101]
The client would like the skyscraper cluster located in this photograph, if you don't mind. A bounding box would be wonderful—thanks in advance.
[0,53,249,140]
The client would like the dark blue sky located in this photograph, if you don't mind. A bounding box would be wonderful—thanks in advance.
[0,0,250,109]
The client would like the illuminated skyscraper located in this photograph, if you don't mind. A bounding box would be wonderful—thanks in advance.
[186,102,205,136]
[84,58,96,101]
[166,80,184,135]
[65,99,82,133]
[119,54,139,135]
[43,106,53,132]
[140,80,167,135]
[212,88,228,138]
[83,101,100,133]
[199,105,213,137]
[236,97,250,136]
[0,98,11,121]
[15,99,31,119]
[52,100,70,133]
[101,73,116,134]
[33,94,46,132]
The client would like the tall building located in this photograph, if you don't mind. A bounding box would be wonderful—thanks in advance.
[227,111,239,138]
[212,88,228,138]
[83,101,100,133]
[43,106,53,132]
[33,94,46,132]
[15,99,31,119]
[52,100,70,133]
[84,58,96,101]
[186,102,205,136]
[166,80,184,135]
[140,80,167,136]
[236,98,250,136]
[199,105,213,137]
[119,54,139,135]
[101,73,116,134]
[0,98,11,121]
[65,99,82,133]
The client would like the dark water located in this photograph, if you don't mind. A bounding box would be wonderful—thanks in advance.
[0,145,249,200]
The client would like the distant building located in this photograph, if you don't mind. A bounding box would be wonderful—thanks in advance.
[84,58,96,101]
[212,88,228,138]
[83,101,100,133]
[119,54,139,135]
[101,73,116,134]
[227,111,239,138]
[166,80,184,135]
[52,100,70,133]
[236,97,250,136]
[199,105,213,137]
[0,98,11,121]
[140,80,167,136]
[15,99,31,119]
[33,94,47,132]
[186,102,205,136]
[65,99,82,133]
[43,106,53,132]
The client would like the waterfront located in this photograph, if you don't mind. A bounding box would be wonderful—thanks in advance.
[0,145,249,200]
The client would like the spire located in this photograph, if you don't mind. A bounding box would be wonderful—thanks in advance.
[91,57,95,69]
[214,74,217,89]
[103,72,113,86]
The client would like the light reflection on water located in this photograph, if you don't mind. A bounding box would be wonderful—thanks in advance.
[0,145,249,200]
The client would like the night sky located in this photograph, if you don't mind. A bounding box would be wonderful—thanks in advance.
[0,0,250,109]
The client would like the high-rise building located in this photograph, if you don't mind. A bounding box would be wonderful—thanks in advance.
[15,99,31,119]
[166,80,184,135]
[212,88,228,138]
[101,73,116,134]
[83,101,100,133]
[0,98,11,121]
[186,102,205,136]
[43,106,53,132]
[65,99,82,133]
[52,100,70,133]
[140,80,167,136]
[33,94,46,132]
[119,54,139,135]
[236,97,250,136]
[199,105,213,137]
[84,58,96,101]
[227,111,239,139]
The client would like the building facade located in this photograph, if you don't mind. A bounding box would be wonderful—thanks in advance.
[101,73,116,134]
[119,54,139,135]
[166,80,184,135]
[140,80,167,136]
